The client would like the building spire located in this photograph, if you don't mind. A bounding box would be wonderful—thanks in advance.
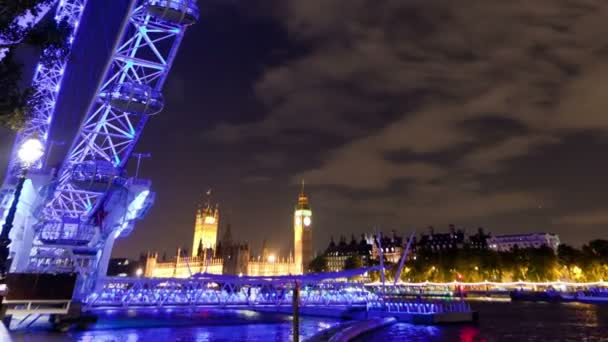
[297,179,309,209]
[203,188,212,209]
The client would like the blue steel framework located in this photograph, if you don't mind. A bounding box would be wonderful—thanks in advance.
[39,1,195,225]
[84,271,473,317]
[85,270,380,309]
[4,0,198,296]
[5,0,85,176]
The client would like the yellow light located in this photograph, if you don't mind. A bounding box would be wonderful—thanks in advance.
[268,255,276,263]
[204,216,215,224]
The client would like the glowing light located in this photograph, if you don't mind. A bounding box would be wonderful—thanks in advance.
[17,138,44,165]
[204,216,215,224]
[303,216,311,226]
[136,268,143,277]
[367,280,608,287]
[295,209,312,216]
[295,217,301,225]
[125,190,151,221]
[268,255,276,263]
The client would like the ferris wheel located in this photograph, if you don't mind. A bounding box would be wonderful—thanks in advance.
[0,0,198,296]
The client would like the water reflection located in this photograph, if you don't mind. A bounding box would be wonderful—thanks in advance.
[11,313,340,342]
[355,301,608,341]
[10,302,608,342]
[458,326,481,342]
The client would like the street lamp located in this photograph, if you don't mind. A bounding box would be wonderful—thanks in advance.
[0,138,45,278]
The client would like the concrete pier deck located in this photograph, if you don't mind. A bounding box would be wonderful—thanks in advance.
[305,317,396,342]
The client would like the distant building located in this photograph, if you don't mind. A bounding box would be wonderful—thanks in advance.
[371,231,404,264]
[144,186,311,277]
[294,182,313,274]
[191,203,219,255]
[468,228,491,250]
[414,225,466,254]
[324,235,372,272]
[487,233,561,252]
[321,231,405,272]
[217,223,250,276]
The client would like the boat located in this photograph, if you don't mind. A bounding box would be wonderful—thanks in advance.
[509,290,562,303]
[560,291,608,304]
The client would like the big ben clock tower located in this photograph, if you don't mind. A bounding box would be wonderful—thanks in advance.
[294,181,312,274]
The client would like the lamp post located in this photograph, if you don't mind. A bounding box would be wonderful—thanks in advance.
[0,138,45,279]
[131,152,151,179]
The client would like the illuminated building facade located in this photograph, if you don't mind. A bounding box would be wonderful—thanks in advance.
[294,182,313,273]
[324,235,372,272]
[414,225,466,255]
[145,187,310,277]
[487,233,561,253]
[144,248,224,278]
[192,203,219,255]
[371,231,404,263]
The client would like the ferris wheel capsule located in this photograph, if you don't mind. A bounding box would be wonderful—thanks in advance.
[71,160,126,192]
[38,219,96,246]
[107,82,164,116]
[145,0,200,26]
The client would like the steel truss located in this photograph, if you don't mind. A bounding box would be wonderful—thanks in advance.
[5,0,86,176]
[85,276,378,310]
[42,2,188,223]
[20,1,197,293]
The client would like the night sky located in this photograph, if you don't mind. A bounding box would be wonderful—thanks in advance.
[2,0,608,258]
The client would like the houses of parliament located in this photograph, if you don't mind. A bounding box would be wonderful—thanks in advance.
[144,185,313,277]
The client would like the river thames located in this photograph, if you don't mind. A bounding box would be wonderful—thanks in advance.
[9,301,608,341]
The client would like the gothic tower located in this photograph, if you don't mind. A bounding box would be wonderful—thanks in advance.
[192,203,219,257]
[294,181,312,274]
[220,223,250,275]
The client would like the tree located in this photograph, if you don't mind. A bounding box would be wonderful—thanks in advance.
[584,240,608,262]
[557,244,584,281]
[526,246,558,281]
[308,255,327,273]
[0,51,29,130]
[1,1,71,130]
[558,244,583,266]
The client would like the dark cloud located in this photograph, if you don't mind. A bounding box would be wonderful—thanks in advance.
[7,0,608,259]
[203,0,608,243]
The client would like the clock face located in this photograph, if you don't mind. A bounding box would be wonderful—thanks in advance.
[303,216,311,226]
[295,217,302,225]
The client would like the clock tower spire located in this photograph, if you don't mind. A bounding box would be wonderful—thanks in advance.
[294,180,312,274]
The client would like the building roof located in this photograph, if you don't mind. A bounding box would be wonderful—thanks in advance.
[296,180,310,210]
